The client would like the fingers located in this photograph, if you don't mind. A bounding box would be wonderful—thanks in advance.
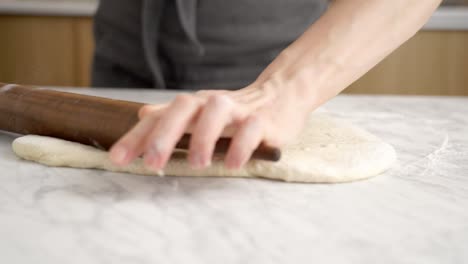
[225,115,265,169]
[111,90,276,171]
[194,89,228,98]
[138,104,168,119]
[109,113,160,166]
[188,95,240,169]
[143,94,201,170]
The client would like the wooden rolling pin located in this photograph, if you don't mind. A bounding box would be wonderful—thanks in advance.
[0,83,281,162]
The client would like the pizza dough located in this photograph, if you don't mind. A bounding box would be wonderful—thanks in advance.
[11,114,396,183]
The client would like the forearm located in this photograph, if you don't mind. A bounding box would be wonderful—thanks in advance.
[257,0,442,110]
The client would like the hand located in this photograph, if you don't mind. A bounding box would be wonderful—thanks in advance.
[108,0,442,171]
[108,79,314,170]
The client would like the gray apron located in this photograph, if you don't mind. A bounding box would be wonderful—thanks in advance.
[92,0,328,90]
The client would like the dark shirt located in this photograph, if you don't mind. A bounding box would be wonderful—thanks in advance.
[92,0,328,90]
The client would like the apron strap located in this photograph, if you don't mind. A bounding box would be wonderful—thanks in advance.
[175,0,204,55]
[142,0,166,88]
[142,0,204,89]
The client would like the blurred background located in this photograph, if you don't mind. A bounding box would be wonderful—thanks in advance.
[0,0,467,95]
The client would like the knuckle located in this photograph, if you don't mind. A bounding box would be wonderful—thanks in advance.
[144,110,161,122]
[194,89,211,97]
[119,135,137,148]
[138,105,154,118]
[140,105,151,113]
[208,94,234,108]
[174,93,195,105]
[245,114,263,127]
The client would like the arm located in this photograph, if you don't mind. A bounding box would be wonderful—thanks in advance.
[255,0,443,110]
[109,0,442,170]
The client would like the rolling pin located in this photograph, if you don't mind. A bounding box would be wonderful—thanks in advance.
[0,83,281,162]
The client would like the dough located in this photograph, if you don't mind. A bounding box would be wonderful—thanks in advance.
[12,114,396,183]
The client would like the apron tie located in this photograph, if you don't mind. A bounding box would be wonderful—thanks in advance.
[142,0,166,88]
[175,0,205,55]
[142,0,204,89]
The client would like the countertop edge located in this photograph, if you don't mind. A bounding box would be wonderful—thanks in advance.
[423,6,468,30]
[0,2,97,17]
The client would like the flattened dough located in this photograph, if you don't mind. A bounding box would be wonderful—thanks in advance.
[12,114,396,183]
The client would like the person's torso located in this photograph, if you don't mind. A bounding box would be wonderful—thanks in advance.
[93,0,328,89]
[159,0,327,89]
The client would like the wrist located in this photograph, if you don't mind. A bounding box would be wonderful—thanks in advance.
[257,69,322,114]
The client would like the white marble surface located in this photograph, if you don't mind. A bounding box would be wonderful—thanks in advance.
[423,6,468,30]
[0,89,467,264]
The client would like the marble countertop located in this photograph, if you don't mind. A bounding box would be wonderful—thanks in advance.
[424,6,468,30]
[0,1,467,30]
[0,89,467,264]
[0,0,97,16]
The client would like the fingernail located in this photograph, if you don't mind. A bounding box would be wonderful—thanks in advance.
[202,158,211,169]
[225,157,242,170]
[190,154,202,169]
[225,162,239,170]
[190,154,208,169]
[145,140,167,170]
[145,148,162,170]
[110,146,128,164]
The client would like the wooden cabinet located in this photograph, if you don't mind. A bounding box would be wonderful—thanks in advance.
[0,15,467,95]
[347,31,468,95]
[0,15,93,87]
